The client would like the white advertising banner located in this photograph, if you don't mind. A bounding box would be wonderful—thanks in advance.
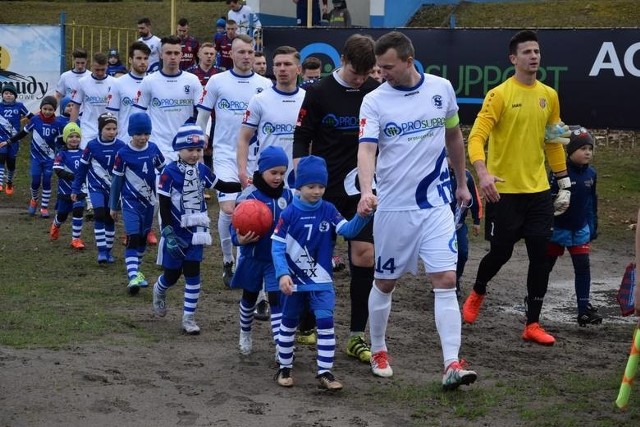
[0,25,62,112]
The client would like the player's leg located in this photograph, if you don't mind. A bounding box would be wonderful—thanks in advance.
[182,258,203,335]
[521,191,555,345]
[455,224,469,297]
[234,258,264,355]
[70,200,85,247]
[123,203,147,294]
[51,199,71,241]
[369,210,418,378]
[102,193,116,262]
[346,239,374,363]
[152,265,182,317]
[239,289,259,355]
[311,290,342,390]
[463,195,520,323]
[276,293,303,387]
[218,198,236,285]
[568,243,602,326]
[0,152,7,191]
[92,193,109,263]
[39,161,54,217]
[5,153,16,194]
[28,160,43,215]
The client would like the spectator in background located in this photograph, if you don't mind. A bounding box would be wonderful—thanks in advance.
[369,65,383,83]
[215,19,238,70]
[299,56,322,88]
[227,0,261,36]
[177,18,200,71]
[253,52,268,76]
[55,48,89,101]
[137,17,162,72]
[293,0,328,26]
[107,49,127,77]
[328,0,352,28]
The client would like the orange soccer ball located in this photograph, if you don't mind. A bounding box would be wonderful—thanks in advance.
[232,199,273,237]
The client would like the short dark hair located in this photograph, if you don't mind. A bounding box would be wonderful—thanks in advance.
[509,30,538,55]
[93,52,108,66]
[226,19,238,27]
[129,41,151,59]
[226,0,238,4]
[137,17,151,26]
[301,56,321,71]
[233,34,254,46]
[342,34,375,74]
[178,18,189,27]
[254,51,265,58]
[374,31,414,61]
[72,48,88,59]
[161,35,182,47]
[272,46,300,62]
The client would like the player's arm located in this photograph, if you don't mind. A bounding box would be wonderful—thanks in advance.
[0,129,29,148]
[293,89,319,160]
[212,178,242,194]
[69,102,81,124]
[357,141,377,215]
[444,119,471,208]
[236,126,255,188]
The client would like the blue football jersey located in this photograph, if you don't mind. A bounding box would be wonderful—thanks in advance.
[0,101,29,142]
[73,137,126,194]
[112,142,165,209]
[53,148,83,196]
[25,115,62,162]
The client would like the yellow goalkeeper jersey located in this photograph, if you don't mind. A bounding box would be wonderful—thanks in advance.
[468,76,567,194]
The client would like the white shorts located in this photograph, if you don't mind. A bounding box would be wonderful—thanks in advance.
[373,205,457,280]
[213,157,241,202]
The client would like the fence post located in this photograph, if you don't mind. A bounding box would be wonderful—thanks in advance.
[60,12,66,74]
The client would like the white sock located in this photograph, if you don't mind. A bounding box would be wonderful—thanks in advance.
[218,211,233,263]
[434,288,461,369]
[368,281,393,354]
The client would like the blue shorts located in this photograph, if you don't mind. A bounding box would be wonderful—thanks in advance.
[230,257,278,293]
[160,242,204,270]
[0,141,19,157]
[281,289,335,321]
[88,190,110,210]
[30,157,53,177]
[122,204,154,236]
[550,224,590,247]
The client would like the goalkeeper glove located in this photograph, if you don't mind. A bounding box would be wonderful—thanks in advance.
[162,225,188,258]
[545,122,571,145]
[553,176,571,216]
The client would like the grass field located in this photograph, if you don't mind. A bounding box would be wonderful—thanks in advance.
[1,1,640,424]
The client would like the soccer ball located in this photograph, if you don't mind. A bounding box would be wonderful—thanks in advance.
[232,199,273,237]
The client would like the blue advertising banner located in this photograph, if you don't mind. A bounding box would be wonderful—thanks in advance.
[265,28,640,129]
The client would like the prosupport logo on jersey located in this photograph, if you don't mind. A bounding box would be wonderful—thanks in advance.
[262,122,295,135]
[383,117,446,138]
[121,96,134,106]
[320,113,358,130]
[217,98,249,111]
[85,95,109,105]
[151,97,194,108]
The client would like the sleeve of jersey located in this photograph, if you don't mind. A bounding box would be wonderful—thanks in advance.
[242,97,261,129]
[111,153,125,177]
[293,89,319,158]
[70,85,84,106]
[109,174,124,211]
[155,149,166,171]
[468,89,503,165]
[444,80,460,126]
[336,214,371,239]
[358,97,379,144]
[106,84,120,112]
[191,76,204,110]
[196,78,215,112]
[157,169,173,197]
[544,91,567,173]
[133,80,149,110]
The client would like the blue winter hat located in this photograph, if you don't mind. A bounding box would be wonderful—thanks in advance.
[172,119,205,151]
[128,112,152,136]
[59,96,71,115]
[258,146,288,173]
[216,18,226,28]
[295,155,328,189]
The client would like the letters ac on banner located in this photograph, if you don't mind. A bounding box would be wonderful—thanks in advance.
[264,28,640,130]
[0,25,62,112]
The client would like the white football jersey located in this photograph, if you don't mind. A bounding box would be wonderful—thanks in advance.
[56,69,89,98]
[134,70,203,161]
[106,72,145,141]
[359,74,458,211]
[71,73,116,147]
[242,85,305,184]
[197,70,272,164]
[227,5,261,35]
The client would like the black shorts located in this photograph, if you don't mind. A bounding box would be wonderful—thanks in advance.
[326,194,374,244]
[484,191,553,244]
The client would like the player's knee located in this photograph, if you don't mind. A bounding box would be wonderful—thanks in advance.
[127,234,144,249]
[93,207,107,223]
[163,268,182,285]
[182,260,200,278]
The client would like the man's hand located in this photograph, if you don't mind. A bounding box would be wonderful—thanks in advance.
[553,176,571,216]
[110,210,118,221]
[545,122,571,145]
[238,170,249,189]
[357,193,377,216]
[70,193,77,202]
[0,141,7,149]
[477,172,505,203]
[279,275,294,296]
[162,225,188,258]
[471,224,481,236]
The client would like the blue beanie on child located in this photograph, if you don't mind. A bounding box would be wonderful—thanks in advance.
[258,146,288,173]
[172,119,205,151]
[128,112,152,136]
[295,155,328,189]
